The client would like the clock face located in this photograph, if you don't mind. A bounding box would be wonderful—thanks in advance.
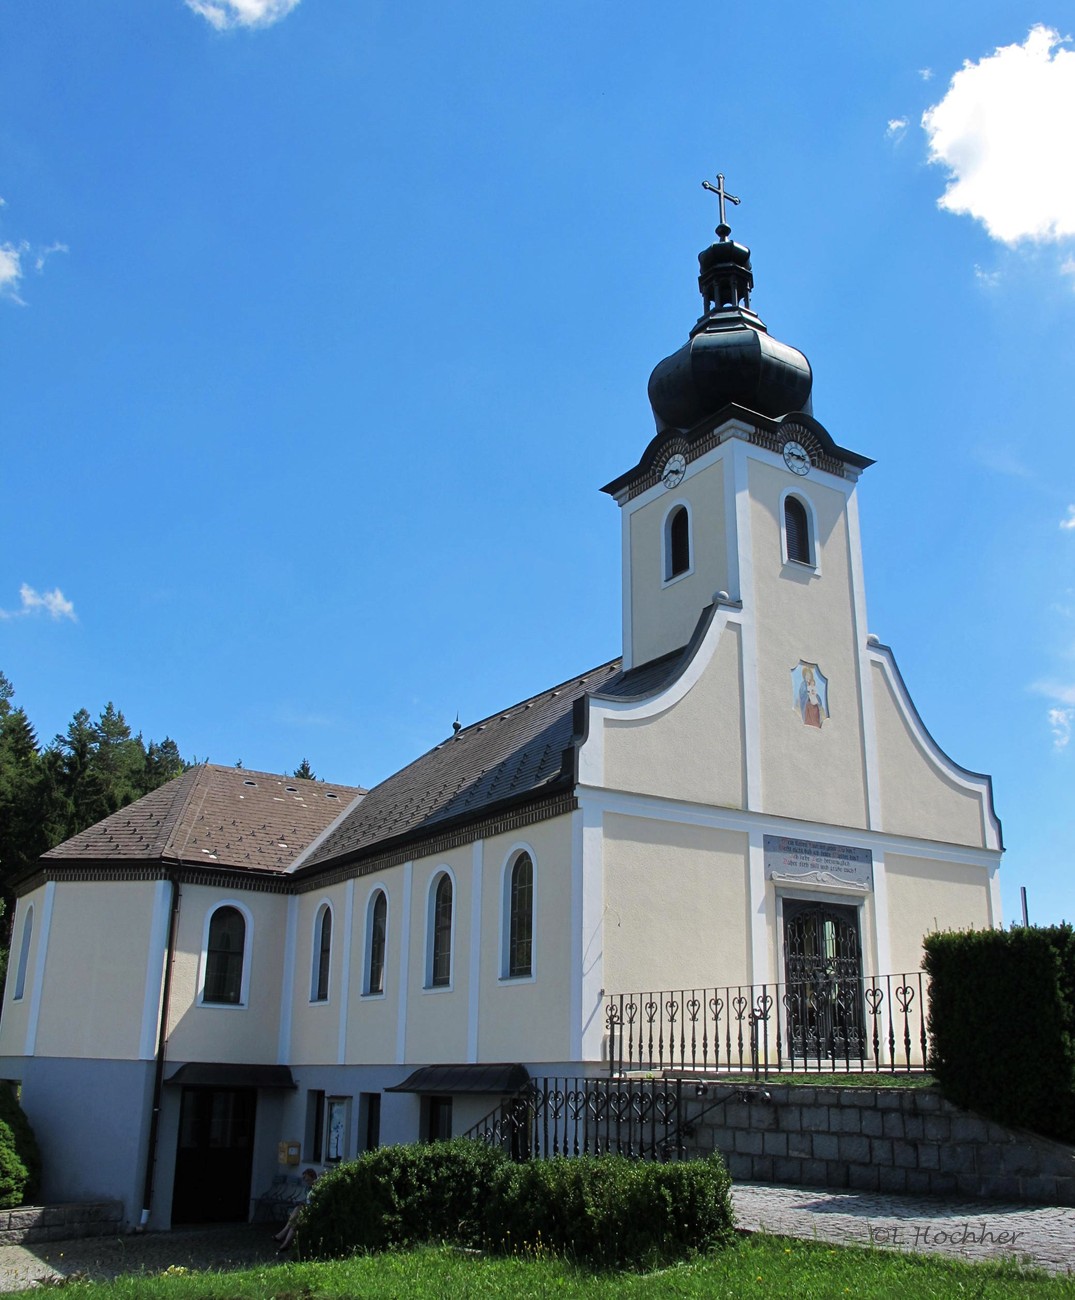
[662,452,686,488]
[783,440,811,476]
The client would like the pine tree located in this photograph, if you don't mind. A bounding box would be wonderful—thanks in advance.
[293,758,317,781]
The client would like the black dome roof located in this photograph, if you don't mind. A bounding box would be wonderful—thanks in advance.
[648,235,813,432]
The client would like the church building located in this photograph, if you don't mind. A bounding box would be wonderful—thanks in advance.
[0,183,1003,1227]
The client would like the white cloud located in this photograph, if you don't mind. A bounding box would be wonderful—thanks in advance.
[1063,256,1075,286]
[1062,505,1075,530]
[886,118,908,140]
[1048,707,1074,750]
[0,241,27,304]
[185,0,301,29]
[919,67,934,82]
[922,26,1075,244]
[0,584,77,622]
[1033,679,1075,707]
[973,264,1001,289]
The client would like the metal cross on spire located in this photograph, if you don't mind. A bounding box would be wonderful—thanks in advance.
[702,173,740,241]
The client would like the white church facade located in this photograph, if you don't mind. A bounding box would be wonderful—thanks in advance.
[0,192,1002,1228]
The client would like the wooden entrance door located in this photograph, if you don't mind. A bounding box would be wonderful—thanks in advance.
[172,1087,256,1224]
[782,901,866,1064]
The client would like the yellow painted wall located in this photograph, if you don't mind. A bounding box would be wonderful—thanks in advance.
[32,881,157,1059]
[629,458,729,666]
[475,817,574,1063]
[403,848,471,1064]
[166,884,289,1064]
[885,853,994,974]
[603,622,746,808]
[872,664,987,847]
[343,874,403,1065]
[288,883,350,1066]
[602,814,750,992]
[0,887,48,1057]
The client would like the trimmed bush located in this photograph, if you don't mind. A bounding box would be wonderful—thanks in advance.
[300,1139,509,1257]
[0,1085,40,1205]
[0,1122,29,1209]
[924,925,1075,1142]
[299,1141,735,1271]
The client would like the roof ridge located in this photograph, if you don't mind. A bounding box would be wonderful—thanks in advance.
[163,763,216,863]
[446,656,621,742]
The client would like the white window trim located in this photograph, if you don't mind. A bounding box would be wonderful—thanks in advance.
[499,842,537,983]
[310,899,334,1004]
[12,904,33,1002]
[424,866,457,993]
[197,898,254,1009]
[361,887,389,998]
[779,487,821,573]
[661,497,694,586]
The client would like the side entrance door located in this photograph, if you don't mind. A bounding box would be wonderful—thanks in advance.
[782,900,866,1065]
[172,1087,257,1224]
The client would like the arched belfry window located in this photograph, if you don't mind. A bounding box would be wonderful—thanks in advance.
[366,890,387,996]
[507,852,534,978]
[430,873,453,988]
[312,903,332,1002]
[204,905,246,1004]
[665,504,691,581]
[784,495,812,565]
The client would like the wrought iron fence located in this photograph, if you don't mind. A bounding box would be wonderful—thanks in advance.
[605,971,929,1077]
[462,1076,685,1161]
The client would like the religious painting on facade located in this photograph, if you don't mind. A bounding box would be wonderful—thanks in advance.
[791,661,829,728]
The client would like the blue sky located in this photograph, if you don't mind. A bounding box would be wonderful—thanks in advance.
[2,1,1073,928]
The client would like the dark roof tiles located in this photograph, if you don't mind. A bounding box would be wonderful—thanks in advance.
[44,765,365,875]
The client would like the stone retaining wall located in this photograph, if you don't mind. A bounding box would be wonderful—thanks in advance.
[0,1201,122,1246]
[684,1084,1075,1205]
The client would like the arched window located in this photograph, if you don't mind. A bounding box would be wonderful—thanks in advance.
[366,890,387,996]
[784,495,812,565]
[204,905,245,1004]
[13,905,33,1001]
[665,505,691,580]
[312,904,332,1002]
[507,853,534,978]
[430,874,453,988]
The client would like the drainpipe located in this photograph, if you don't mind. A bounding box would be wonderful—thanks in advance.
[139,872,181,1230]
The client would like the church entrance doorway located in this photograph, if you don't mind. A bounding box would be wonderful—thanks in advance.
[782,900,865,1064]
[172,1087,256,1224]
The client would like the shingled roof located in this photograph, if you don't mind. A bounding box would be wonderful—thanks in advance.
[296,660,625,873]
[42,764,365,875]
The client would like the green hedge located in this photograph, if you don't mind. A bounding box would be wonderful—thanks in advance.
[0,1084,40,1207]
[923,926,1075,1142]
[299,1139,735,1270]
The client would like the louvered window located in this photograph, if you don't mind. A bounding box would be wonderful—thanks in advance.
[784,496,811,564]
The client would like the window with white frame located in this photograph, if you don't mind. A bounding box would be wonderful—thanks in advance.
[13,905,33,1001]
[783,494,814,566]
[503,851,534,979]
[428,872,453,988]
[365,889,388,996]
[664,503,691,581]
[312,902,332,1002]
[203,904,246,1005]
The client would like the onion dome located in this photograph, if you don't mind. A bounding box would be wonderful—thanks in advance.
[648,176,813,433]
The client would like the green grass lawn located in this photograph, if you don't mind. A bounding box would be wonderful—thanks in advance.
[7,1237,1072,1300]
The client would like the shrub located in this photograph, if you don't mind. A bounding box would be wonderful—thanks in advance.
[0,1122,29,1209]
[924,926,1075,1142]
[0,1085,40,1204]
[489,1151,735,1270]
[300,1141,736,1271]
[300,1139,509,1258]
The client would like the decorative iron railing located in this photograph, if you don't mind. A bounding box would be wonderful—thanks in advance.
[605,971,929,1077]
[462,1075,685,1161]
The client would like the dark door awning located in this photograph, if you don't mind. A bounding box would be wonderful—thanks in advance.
[166,1063,296,1090]
[387,1063,530,1095]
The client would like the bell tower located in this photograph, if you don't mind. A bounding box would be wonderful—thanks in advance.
[603,176,872,671]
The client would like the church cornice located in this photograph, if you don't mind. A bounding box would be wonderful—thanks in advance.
[603,406,873,503]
